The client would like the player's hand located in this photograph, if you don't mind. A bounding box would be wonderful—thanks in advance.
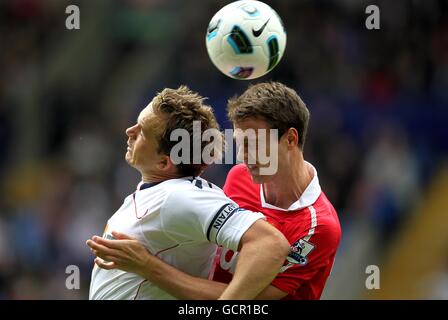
[86,231,152,277]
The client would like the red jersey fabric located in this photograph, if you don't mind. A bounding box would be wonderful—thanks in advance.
[210,163,342,300]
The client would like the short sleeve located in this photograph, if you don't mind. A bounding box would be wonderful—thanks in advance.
[161,181,264,251]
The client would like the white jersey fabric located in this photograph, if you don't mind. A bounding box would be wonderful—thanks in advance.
[89,176,264,300]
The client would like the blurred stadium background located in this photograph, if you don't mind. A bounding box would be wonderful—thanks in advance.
[0,0,447,299]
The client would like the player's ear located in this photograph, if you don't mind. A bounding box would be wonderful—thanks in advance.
[286,128,299,148]
[157,154,174,171]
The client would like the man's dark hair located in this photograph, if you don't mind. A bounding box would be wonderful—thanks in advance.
[227,81,310,149]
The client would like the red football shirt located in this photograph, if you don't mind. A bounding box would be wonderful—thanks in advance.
[209,163,342,300]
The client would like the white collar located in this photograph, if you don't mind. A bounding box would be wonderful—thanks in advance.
[259,161,321,211]
[136,176,194,191]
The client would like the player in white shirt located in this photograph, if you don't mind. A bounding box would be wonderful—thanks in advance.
[89,177,264,300]
[88,86,290,300]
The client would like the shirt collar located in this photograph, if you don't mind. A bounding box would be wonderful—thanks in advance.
[136,176,195,191]
[136,181,162,191]
[259,161,321,211]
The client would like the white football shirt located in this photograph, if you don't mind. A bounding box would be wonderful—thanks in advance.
[89,176,264,300]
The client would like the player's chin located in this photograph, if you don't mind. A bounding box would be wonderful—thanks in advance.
[125,152,134,165]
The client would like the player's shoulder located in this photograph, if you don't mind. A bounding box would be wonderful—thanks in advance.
[160,177,237,225]
[224,164,253,188]
[227,163,250,178]
[162,176,227,204]
[171,176,223,193]
[313,192,338,218]
[229,163,249,175]
[311,193,342,240]
[224,163,258,192]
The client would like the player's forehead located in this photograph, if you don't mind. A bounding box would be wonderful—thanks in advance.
[137,102,154,125]
[137,101,166,139]
[233,117,273,138]
[137,102,163,135]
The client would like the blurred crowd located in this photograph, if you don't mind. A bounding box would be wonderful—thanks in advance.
[0,0,447,299]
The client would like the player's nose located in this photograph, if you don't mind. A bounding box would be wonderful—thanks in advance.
[125,124,138,137]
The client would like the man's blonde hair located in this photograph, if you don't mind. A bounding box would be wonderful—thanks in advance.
[147,86,223,176]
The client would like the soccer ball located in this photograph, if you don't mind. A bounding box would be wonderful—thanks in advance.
[206,0,287,80]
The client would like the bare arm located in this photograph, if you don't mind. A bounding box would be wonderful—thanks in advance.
[218,219,290,299]
[87,232,226,299]
[87,220,290,299]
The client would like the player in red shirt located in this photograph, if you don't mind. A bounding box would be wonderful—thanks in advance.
[207,81,341,299]
[88,81,341,300]
[210,163,341,299]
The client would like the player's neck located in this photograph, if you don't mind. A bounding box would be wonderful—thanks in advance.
[140,170,181,184]
[262,156,313,209]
